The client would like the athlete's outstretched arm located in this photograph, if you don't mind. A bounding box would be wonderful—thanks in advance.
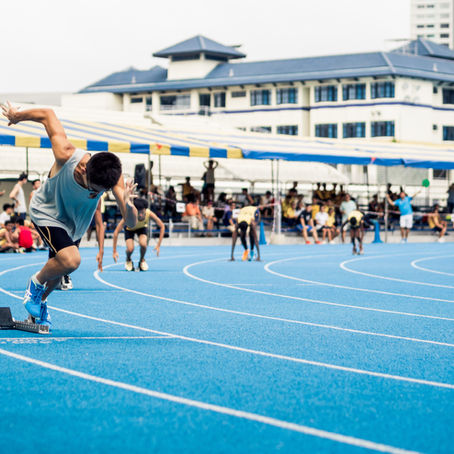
[94,201,105,271]
[148,210,165,257]
[112,219,126,263]
[1,102,75,166]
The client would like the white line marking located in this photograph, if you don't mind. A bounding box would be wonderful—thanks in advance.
[95,263,454,347]
[2,262,454,388]
[0,348,419,454]
[411,255,454,277]
[340,254,454,289]
[0,336,174,343]
[184,258,454,322]
[263,256,454,309]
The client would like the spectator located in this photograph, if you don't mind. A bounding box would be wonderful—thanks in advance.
[164,185,177,219]
[202,160,218,202]
[202,201,217,235]
[181,177,195,202]
[386,189,421,243]
[368,194,384,219]
[340,194,357,242]
[182,194,204,231]
[447,183,454,214]
[237,188,253,206]
[223,200,237,232]
[9,172,28,220]
[315,205,329,243]
[297,203,321,244]
[14,217,36,252]
[282,199,299,227]
[29,179,41,203]
[0,219,19,252]
[0,203,14,227]
[427,204,447,242]
[260,191,274,217]
[325,207,340,243]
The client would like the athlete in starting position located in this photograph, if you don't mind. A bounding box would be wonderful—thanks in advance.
[112,198,165,271]
[342,209,365,255]
[230,205,261,261]
[1,102,138,328]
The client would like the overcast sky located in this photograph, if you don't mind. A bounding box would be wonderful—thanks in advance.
[1,0,411,93]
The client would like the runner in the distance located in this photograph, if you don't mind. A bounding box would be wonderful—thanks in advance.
[1,102,138,328]
[341,209,365,255]
[230,205,261,262]
[112,198,165,271]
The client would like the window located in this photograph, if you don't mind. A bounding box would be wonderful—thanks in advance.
[315,124,338,138]
[172,55,200,62]
[371,121,395,137]
[250,126,272,133]
[214,92,226,108]
[199,94,211,107]
[443,126,454,140]
[441,23,450,28]
[442,88,454,104]
[426,24,434,27]
[276,87,297,104]
[417,24,425,28]
[277,125,298,135]
[343,122,366,138]
[314,85,338,102]
[160,94,191,110]
[433,169,448,179]
[371,81,395,99]
[440,33,450,38]
[130,97,143,104]
[231,91,246,98]
[250,89,271,106]
[145,96,152,111]
[433,86,438,94]
[342,83,366,100]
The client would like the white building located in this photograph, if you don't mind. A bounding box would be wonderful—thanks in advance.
[410,0,454,49]
[63,35,454,149]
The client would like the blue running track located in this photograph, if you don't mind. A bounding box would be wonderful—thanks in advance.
[0,243,453,453]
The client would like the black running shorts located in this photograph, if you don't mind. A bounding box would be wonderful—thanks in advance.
[124,227,147,240]
[33,224,81,258]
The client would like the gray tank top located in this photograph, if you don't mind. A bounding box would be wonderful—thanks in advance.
[30,149,102,241]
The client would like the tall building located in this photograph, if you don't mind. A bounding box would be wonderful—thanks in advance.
[410,0,454,49]
[63,35,454,145]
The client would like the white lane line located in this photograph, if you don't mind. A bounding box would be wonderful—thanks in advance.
[2,263,453,389]
[95,263,454,347]
[184,258,454,322]
[0,336,174,343]
[411,255,454,277]
[264,256,454,309]
[0,348,419,454]
[340,254,454,289]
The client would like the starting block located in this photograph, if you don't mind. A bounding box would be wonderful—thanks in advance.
[0,307,50,335]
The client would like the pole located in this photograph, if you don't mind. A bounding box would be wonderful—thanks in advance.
[25,147,29,175]
[384,166,389,243]
[276,159,281,236]
[158,155,162,187]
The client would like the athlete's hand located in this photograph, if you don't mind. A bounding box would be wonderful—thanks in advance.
[1,101,20,126]
[124,179,137,207]
[113,251,119,263]
[153,245,160,257]
[96,251,104,272]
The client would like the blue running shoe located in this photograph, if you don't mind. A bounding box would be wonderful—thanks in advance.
[249,250,254,262]
[36,302,52,328]
[23,274,46,318]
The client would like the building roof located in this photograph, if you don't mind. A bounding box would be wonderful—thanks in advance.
[153,35,245,59]
[393,38,454,61]
[80,39,454,94]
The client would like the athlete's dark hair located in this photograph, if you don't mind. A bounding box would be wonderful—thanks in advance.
[18,173,28,181]
[86,152,122,190]
[349,217,357,227]
[14,217,24,226]
[3,203,11,211]
[133,198,148,211]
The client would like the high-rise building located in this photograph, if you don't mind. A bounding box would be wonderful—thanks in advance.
[410,0,454,48]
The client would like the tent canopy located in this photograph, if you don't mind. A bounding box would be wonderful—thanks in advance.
[1,115,454,169]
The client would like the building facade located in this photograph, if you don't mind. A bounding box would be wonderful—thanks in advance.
[410,0,454,49]
[63,35,454,146]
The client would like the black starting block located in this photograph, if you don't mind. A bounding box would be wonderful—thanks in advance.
[0,307,50,335]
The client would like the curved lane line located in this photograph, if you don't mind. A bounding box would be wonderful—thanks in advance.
[263,256,454,309]
[1,262,453,389]
[340,254,454,289]
[184,258,454,322]
[94,263,454,347]
[411,255,454,277]
[0,348,419,454]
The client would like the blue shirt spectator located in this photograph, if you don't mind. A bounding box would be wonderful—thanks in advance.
[394,196,413,215]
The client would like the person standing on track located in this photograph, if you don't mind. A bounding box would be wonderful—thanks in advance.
[1,101,138,328]
[112,198,164,271]
[230,205,261,262]
[386,189,421,243]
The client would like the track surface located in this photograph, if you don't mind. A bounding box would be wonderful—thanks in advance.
[0,243,453,453]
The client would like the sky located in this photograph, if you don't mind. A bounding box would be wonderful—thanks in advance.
[1,0,411,93]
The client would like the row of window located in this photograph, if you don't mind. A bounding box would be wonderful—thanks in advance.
[315,121,395,138]
[131,85,454,111]
[250,125,298,135]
